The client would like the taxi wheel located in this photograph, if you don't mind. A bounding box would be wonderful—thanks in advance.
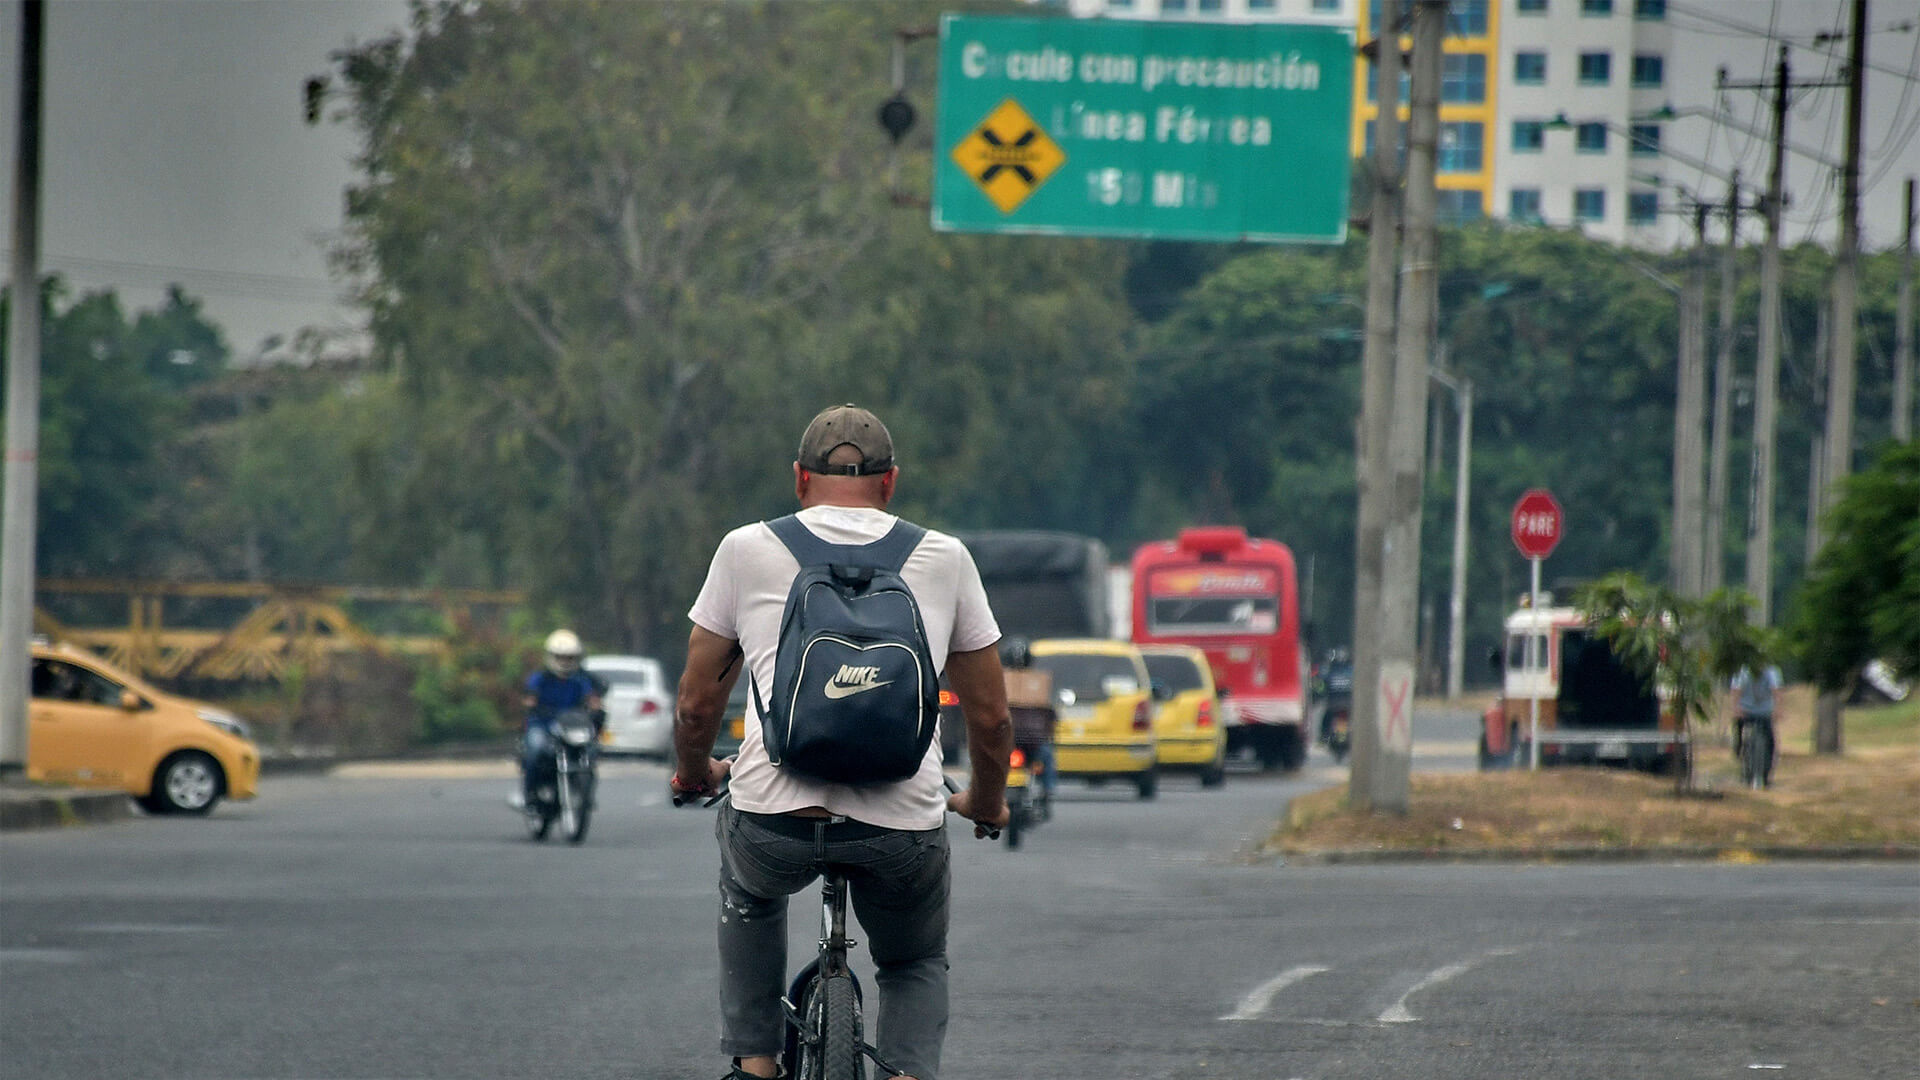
[1199,758,1226,788]
[1135,769,1158,800]
[151,751,224,816]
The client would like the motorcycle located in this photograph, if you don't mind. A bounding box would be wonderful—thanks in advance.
[523,707,600,843]
[1003,703,1055,850]
[1318,658,1353,763]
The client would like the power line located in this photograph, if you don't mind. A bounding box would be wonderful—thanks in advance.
[1669,0,1920,82]
[3,249,349,304]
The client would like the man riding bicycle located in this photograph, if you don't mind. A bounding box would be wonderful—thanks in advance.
[673,404,1012,1080]
[1730,663,1782,788]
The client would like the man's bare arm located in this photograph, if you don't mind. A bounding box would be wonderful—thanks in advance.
[944,642,1012,830]
[674,625,742,790]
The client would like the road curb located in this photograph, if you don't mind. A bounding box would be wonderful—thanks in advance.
[1256,843,1920,866]
[0,789,134,831]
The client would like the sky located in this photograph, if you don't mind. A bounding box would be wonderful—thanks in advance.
[0,0,1914,366]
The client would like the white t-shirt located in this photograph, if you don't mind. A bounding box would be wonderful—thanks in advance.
[687,505,1001,830]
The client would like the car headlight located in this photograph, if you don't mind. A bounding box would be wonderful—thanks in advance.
[197,708,252,741]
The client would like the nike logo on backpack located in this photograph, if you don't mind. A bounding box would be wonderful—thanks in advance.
[823,665,892,700]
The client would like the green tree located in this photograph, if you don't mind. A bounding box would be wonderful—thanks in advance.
[1575,572,1771,792]
[325,0,1134,656]
[1789,440,1920,692]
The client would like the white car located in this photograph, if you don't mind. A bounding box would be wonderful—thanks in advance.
[585,654,673,757]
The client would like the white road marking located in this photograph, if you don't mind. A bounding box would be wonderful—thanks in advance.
[1220,965,1330,1021]
[1379,948,1519,1023]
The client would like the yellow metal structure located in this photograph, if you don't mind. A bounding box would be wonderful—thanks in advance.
[34,579,525,682]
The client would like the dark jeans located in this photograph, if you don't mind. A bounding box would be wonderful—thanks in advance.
[715,803,951,1080]
[1734,712,1776,785]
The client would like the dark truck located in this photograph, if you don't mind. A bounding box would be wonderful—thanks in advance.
[941,530,1111,762]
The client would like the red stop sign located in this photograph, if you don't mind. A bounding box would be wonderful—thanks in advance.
[1511,489,1564,560]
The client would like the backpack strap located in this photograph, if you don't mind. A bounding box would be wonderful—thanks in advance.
[766,515,926,573]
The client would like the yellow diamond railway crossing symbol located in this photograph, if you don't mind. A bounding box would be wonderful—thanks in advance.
[950,99,1065,214]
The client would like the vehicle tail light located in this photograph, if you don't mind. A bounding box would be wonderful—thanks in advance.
[638,700,660,715]
[939,689,959,707]
[1132,701,1151,731]
[1009,748,1027,769]
[1196,700,1213,728]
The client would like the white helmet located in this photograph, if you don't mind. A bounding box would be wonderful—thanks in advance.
[544,629,582,675]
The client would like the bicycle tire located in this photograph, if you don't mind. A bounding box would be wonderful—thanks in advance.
[1742,721,1766,788]
[821,972,864,1080]
[565,768,593,843]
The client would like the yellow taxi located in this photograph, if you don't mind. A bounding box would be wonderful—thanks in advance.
[29,641,260,815]
[1139,644,1228,788]
[1029,638,1159,799]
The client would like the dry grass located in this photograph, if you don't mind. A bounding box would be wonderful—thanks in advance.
[1271,690,1919,859]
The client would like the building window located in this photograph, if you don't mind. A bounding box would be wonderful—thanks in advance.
[1629,190,1660,224]
[1364,122,1409,171]
[1309,0,1339,11]
[1630,123,1660,157]
[1574,187,1607,222]
[1578,52,1612,85]
[1196,0,1224,12]
[1108,0,1135,7]
[1437,189,1485,222]
[1162,0,1189,12]
[1514,51,1547,85]
[1632,54,1665,88]
[1518,0,1547,12]
[1582,0,1613,14]
[1635,0,1666,18]
[1442,54,1487,104]
[1576,122,1608,152]
[1438,122,1484,172]
[1510,187,1544,221]
[1512,120,1545,152]
[1448,0,1489,35]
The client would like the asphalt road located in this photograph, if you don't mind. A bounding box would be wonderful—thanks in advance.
[3,717,1915,1080]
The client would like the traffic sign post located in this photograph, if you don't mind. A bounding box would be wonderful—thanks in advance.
[1511,489,1563,771]
[933,15,1354,243]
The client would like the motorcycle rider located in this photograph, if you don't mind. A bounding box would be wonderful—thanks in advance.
[514,629,602,810]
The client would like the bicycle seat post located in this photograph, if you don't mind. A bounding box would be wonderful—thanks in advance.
[820,872,855,977]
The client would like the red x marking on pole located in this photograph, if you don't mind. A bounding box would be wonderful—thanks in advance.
[1383,675,1410,744]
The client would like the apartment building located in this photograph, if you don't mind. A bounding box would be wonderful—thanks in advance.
[1062,0,1679,246]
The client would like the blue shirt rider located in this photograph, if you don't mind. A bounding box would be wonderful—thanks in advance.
[517,629,601,806]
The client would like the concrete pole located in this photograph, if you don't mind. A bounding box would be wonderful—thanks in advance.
[1447,374,1470,701]
[1814,0,1867,757]
[1897,178,1914,443]
[1349,0,1401,811]
[1704,172,1741,592]
[1372,0,1444,814]
[1672,205,1709,597]
[0,0,45,776]
[1745,45,1789,628]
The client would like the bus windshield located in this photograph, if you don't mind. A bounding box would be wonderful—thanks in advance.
[1148,594,1279,636]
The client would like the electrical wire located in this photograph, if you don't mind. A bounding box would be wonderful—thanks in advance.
[3,250,349,304]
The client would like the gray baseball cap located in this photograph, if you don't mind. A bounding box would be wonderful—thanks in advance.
[797,404,895,476]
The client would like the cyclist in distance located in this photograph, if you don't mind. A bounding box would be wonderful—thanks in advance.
[1730,662,1783,787]
[514,629,601,809]
[673,404,1013,1080]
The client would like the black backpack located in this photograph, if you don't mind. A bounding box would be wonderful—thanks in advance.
[749,515,940,784]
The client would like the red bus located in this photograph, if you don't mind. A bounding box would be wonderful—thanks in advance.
[1130,527,1309,770]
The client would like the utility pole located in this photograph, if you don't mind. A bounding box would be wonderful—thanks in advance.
[1430,362,1471,701]
[1349,0,1402,810]
[1672,202,1710,597]
[1898,177,1914,443]
[1814,0,1868,757]
[0,0,44,777]
[1704,170,1741,593]
[1723,47,1845,627]
[1371,0,1444,814]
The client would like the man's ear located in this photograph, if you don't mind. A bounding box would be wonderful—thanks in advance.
[793,461,809,501]
[879,467,898,503]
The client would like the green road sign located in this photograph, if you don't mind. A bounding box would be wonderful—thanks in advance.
[934,14,1355,244]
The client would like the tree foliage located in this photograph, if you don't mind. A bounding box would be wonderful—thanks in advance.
[1789,440,1920,689]
[1575,572,1771,792]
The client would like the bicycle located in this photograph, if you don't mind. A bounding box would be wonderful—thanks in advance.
[675,771,993,1080]
[1736,714,1773,789]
